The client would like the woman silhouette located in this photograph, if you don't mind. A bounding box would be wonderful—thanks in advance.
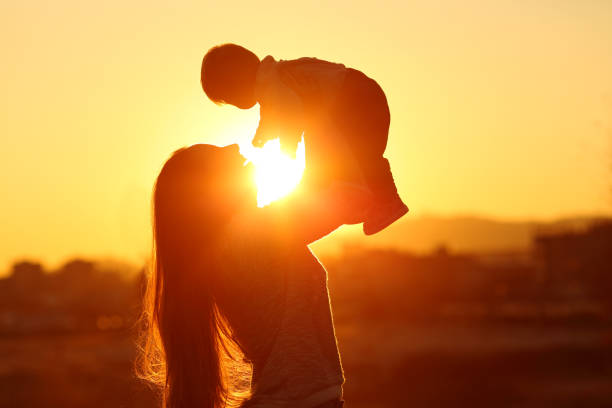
[137,143,371,408]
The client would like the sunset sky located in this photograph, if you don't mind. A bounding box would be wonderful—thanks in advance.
[1,0,611,272]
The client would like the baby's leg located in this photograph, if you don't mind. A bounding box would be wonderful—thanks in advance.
[350,136,408,235]
[301,119,367,192]
[331,69,408,234]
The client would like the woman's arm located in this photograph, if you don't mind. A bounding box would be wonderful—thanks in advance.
[253,182,373,245]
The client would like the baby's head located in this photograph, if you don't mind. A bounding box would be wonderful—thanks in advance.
[201,43,260,109]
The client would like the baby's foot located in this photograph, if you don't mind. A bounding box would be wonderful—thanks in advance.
[363,197,409,235]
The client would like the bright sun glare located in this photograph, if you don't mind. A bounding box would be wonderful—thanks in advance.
[240,138,306,207]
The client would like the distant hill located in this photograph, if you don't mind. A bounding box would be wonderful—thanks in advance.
[311,214,606,256]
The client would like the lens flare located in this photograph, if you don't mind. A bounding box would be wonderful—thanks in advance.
[240,138,305,207]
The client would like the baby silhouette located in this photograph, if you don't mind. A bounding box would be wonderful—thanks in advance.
[201,43,408,235]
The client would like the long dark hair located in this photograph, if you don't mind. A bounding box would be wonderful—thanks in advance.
[137,144,252,408]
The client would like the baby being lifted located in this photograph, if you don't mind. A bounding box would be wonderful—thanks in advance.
[200,43,408,235]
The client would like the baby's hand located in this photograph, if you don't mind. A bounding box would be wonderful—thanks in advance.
[252,118,275,148]
[252,132,269,148]
[252,125,302,158]
[254,102,303,157]
[279,131,302,158]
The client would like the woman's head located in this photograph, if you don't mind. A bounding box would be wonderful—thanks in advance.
[138,143,254,408]
[201,43,260,109]
[153,143,254,257]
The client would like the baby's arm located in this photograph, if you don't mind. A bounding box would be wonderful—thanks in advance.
[253,70,305,156]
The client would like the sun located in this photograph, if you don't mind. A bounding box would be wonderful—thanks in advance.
[240,138,306,207]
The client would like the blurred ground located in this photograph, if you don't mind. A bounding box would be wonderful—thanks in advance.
[1,221,611,407]
[1,321,612,408]
[336,322,612,408]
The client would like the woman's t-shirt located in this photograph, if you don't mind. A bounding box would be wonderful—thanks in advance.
[216,213,345,407]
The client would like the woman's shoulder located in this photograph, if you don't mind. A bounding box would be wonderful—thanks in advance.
[218,210,286,266]
[215,210,295,299]
[219,211,262,256]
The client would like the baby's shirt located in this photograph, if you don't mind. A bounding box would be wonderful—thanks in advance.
[253,56,347,150]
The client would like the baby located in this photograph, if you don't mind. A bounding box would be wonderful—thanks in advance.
[200,43,408,235]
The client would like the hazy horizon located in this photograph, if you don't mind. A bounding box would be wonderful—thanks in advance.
[1,211,607,277]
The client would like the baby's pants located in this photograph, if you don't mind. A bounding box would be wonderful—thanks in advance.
[304,68,400,203]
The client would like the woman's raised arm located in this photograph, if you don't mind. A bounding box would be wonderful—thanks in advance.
[252,182,374,245]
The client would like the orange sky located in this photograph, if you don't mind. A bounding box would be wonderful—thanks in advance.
[1,0,611,272]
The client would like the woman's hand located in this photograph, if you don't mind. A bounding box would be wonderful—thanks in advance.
[322,182,374,225]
